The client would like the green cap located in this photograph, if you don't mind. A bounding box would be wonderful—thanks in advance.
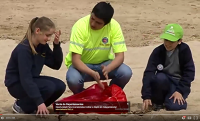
[160,23,183,42]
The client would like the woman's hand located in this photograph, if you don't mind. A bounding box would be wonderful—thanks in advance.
[53,30,61,44]
[36,103,49,117]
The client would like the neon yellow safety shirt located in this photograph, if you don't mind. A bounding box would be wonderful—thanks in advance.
[65,15,127,68]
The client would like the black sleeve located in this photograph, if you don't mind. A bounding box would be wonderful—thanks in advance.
[17,47,44,106]
[44,42,63,70]
[141,48,159,100]
[176,46,195,95]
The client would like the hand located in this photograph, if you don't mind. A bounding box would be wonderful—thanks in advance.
[36,103,49,117]
[54,30,61,44]
[101,65,110,80]
[142,99,152,111]
[91,71,104,90]
[169,91,185,105]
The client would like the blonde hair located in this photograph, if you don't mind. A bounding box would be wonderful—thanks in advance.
[21,17,55,55]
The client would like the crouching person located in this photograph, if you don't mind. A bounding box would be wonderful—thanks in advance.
[4,17,66,115]
[141,23,195,111]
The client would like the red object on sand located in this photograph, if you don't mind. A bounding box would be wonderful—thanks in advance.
[53,82,128,114]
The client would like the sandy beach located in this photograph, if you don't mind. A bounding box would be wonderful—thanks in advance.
[0,0,200,121]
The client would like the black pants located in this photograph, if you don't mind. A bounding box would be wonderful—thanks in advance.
[150,73,188,111]
[7,76,66,114]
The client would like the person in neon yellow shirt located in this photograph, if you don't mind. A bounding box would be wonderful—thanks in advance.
[65,1,132,94]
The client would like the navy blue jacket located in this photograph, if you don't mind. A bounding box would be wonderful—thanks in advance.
[4,39,63,106]
[141,42,195,100]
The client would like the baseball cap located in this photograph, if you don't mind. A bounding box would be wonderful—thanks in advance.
[160,23,183,42]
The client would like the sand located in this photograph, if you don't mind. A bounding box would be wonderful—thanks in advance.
[0,0,200,121]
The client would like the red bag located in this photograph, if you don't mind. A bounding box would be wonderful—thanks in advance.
[53,82,128,114]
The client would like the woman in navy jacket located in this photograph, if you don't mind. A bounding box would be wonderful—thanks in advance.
[4,17,66,116]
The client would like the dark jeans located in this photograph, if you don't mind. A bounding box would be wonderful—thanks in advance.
[151,72,188,111]
[7,76,66,114]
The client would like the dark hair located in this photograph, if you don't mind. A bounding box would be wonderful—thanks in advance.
[21,17,55,55]
[92,2,114,25]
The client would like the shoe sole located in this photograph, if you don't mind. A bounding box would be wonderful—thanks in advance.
[12,105,20,114]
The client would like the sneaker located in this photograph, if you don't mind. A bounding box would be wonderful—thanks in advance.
[152,103,164,111]
[12,101,24,114]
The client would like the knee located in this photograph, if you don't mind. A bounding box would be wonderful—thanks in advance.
[153,73,168,84]
[56,79,66,93]
[165,100,187,111]
[43,82,56,96]
[165,104,187,111]
[117,64,133,80]
[66,67,83,87]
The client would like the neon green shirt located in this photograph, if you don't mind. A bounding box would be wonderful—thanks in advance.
[65,15,127,68]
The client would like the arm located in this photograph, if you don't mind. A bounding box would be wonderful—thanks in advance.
[44,42,63,70]
[141,48,159,100]
[17,47,44,106]
[108,21,126,71]
[107,53,124,72]
[69,24,94,75]
[72,53,94,75]
[176,46,195,95]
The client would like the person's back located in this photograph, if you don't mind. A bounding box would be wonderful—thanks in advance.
[5,45,20,86]
[5,40,48,87]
